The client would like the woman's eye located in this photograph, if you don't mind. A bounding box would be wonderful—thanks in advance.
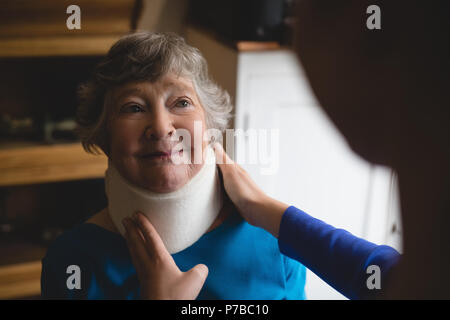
[176,99,191,108]
[122,104,144,113]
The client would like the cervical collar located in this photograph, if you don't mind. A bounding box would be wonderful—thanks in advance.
[104,146,223,254]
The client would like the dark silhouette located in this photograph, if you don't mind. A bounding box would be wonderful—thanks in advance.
[294,1,450,298]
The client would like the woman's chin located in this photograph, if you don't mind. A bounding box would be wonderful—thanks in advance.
[139,166,190,193]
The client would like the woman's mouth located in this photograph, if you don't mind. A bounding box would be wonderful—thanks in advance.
[141,149,184,161]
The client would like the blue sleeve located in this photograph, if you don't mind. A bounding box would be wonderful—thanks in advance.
[278,206,401,299]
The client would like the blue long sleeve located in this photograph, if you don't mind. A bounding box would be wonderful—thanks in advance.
[278,206,401,299]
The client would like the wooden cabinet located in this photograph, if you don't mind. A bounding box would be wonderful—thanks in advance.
[0,0,139,299]
[0,143,107,187]
[0,261,43,299]
[0,0,140,57]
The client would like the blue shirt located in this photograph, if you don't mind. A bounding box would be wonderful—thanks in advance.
[278,206,401,299]
[41,211,307,299]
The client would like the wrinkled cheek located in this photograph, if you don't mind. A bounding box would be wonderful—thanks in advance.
[109,119,144,158]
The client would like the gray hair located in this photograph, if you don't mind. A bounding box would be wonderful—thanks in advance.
[75,31,233,155]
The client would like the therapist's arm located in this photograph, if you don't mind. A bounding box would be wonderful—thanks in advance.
[279,206,400,299]
[214,143,401,299]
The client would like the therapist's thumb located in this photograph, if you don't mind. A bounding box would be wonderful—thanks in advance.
[181,264,209,299]
[213,142,253,187]
[212,142,234,167]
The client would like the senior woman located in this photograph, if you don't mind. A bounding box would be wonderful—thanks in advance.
[40,32,307,299]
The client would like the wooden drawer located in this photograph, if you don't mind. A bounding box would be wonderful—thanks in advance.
[0,261,42,299]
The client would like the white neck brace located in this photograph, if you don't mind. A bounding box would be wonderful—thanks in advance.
[104,146,223,254]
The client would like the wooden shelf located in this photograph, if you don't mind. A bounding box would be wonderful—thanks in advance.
[236,41,281,52]
[0,142,107,187]
[0,0,140,57]
[0,241,48,299]
[0,35,123,57]
[186,26,282,53]
[0,260,42,299]
[0,0,136,299]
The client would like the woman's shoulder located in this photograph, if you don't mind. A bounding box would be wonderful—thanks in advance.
[43,211,123,264]
[44,224,100,262]
[41,212,131,299]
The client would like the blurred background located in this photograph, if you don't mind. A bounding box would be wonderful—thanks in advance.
[0,0,402,299]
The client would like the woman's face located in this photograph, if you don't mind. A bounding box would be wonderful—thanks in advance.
[106,73,208,193]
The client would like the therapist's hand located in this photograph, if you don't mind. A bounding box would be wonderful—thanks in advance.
[213,142,289,238]
[122,212,208,300]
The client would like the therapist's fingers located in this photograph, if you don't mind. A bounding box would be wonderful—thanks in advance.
[212,141,233,165]
[179,264,209,299]
[213,142,264,207]
[122,213,208,300]
[213,142,248,175]
[132,211,172,262]
[212,142,288,237]
[122,217,151,274]
[213,143,246,200]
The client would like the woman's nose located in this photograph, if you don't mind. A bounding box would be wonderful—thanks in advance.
[144,108,175,140]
